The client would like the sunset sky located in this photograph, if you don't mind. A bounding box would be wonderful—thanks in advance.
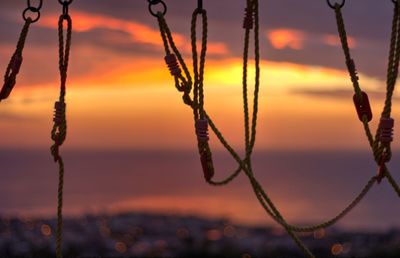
[1,0,400,231]
[0,0,399,151]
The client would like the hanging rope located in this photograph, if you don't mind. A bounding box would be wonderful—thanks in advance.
[0,0,42,101]
[151,1,315,257]
[190,2,216,181]
[51,1,73,258]
[330,0,400,190]
[149,0,400,257]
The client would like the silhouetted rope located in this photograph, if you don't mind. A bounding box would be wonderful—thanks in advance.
[51,2,73,257]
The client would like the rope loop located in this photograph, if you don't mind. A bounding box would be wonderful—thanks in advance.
[148,0,167,17]
[327,0,345,9]
[53,4,72,258]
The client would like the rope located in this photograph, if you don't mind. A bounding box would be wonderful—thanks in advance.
[255,176,377,232]
[0,18,32,101]
[51,13,72,258]
[333,3,400,194]
[155,1,316,256]
[152,1,400,257]
[242,0,252,158]
[190,7,215,181]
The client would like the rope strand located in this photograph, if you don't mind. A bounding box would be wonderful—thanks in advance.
[0,19,32,101]
[52,13,72,258]
[333,3,400,194]
[152,1,400,257]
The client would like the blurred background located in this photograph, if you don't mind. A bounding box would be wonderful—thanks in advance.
[1,0,400,257]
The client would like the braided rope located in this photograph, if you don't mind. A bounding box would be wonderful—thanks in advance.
[242,0,252,156]
[190,7,215,181]
[152,1,400,257]
[249,0,260,153]
[333,3,400,195]
[56,157,64,258]
[156,1,315,256]
[382,2,400,119]
[0,18,32,101]
[51,13,72,258]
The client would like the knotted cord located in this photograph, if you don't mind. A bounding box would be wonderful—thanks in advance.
[50,1,73,257]
[331,1,400,195]
[0,1,42,101]
[152,1,315,256]
[1,0,399,257]
[150,0,400,257]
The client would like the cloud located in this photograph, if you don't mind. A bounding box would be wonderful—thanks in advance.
[267,29,306,50]
[291,88,399,101]
[39,11,229,56]
[267,28,357,50]
[0,0,393,84]
[322,34,356,48]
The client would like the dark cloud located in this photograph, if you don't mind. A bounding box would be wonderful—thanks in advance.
[291,87,400,101]
[0,0,395,83]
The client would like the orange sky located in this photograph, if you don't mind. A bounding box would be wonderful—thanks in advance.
[2,0,400,232]
[1,8,399,151]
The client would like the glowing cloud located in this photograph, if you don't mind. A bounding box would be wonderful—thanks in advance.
[322,34,356,48]
[267,28,306,50]
[39,11,228,55]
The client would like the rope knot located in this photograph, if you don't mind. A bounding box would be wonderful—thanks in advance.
[51,101,67,148]
[165,53,182,77]
[195,119,209,142]
[0,54,23,101]
[54,101,66,126]
[378,117,394,144]
[200,150,214,181]
[353,91,373,122]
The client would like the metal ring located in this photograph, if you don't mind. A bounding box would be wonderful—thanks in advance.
[22,7,40,23]
[58,0,74,5]
[148,0,161,4]
[148,0,167,17]
[27,0,43,11]
[327,0,345,9]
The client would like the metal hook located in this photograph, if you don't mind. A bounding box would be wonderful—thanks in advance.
[327,0,345,9]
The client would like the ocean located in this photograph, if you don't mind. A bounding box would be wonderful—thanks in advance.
[1,149,399,231]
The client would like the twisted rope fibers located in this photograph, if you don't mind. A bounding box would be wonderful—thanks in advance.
[155,1,315,256]
[152,0,400,256]
[0,18,32,101]
[51,13,72,258]
[333,2,400,196]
